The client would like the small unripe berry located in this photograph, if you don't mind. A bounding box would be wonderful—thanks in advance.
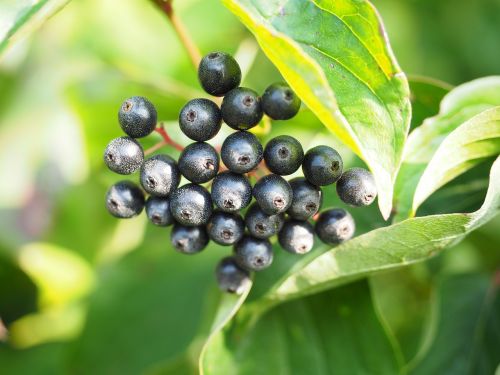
[264,135,304,175]
[198,52,241,96]
[336,168,377,206]
[262,82,301,120]
[302,145,343,186]
[234,235,273,271]
[221,88,263,131]
[171,224,208,254]
[140,154,180,197]
[315,208,355,245]
[105,181,144,218]
[253,174,293,215]
[207,211,245,246]
[244,203,284,239]
[104,136,144,175]
[118,96,157,138]
[211,171,252,212]
[278,219,314,254]
[287,177,322,220]
[145,196,174,226]
[221,131,263,174]
[170,184,213,226]
[178,142,219,183]
[215,256,251,294]
[179,98,222,141]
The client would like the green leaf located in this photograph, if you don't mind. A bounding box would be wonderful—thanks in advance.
[394,76,500,220]
[200,280,403,374]
[410,273,500,375]
[222,0,411,219]
[0,0,70,58]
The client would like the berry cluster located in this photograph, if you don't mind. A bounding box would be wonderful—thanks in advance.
[103,51,377,294]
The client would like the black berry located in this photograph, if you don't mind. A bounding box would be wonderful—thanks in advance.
[178,142,219,183]
[221,131,263,174]
[221,87,263,130]
[104,136,144,175]
[105,181,145,218]
[179,98,222,141]
[207,211,245,246]
[278,219,314,254]
[302,145,343,186]
[336,168,377,207]
[315,208,355,245]
[287,177,322,220]
[140,154,180,197]
[253,174,293,215]
[145,196,173,226]
[211,171,252,212]
[170,184,213,226]
[262,82,301,120]
[234,235,273,271]
[118,96,157,138]
[264,135,304,175]
[198,52,241,96]
[171,224,208,254]
[215,256,251,294]
[244,203,284,239]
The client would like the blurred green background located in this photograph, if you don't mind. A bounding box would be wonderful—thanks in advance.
[0,0,499,373]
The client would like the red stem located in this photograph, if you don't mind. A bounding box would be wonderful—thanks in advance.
[155,127,184,152]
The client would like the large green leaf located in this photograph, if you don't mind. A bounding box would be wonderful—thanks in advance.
[201,280,403,374]
[222,0,411,219]
[394,76,500,220]
[0,0,70,58]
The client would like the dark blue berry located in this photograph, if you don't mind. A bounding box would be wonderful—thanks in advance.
[264,135,304,175]
[302,145,343,186]
[215,256,251,294]
[253,174,293,215]
[207,211,245,246]
[140,154,180,197]
[262,82,301,120]
[278,219,314,254]
[178,142,219,183]
[221,88,263,130]
[105,181,144,218]
[211,171,252,212]
[118,96,157,138]
[315,208,355,245]
[198,52,241,96]
[221,131,263,174]
[287,177,322,220]
[170,184,212,226]
[336,168,377,206]
[145,196,173,226]
[234,235,273,271]
[171,223,208,254]
[244,203,284,239]
[179,98,222,141]
[104,136,144,175]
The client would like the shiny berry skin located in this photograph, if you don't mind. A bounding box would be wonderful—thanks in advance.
[215,256,251,294]
[170,224,208,254]
[105,181,145,218]
[336,168,377,207]
[145,196,173,226]
[178,142,219,183]
[179,98,222,141]
[302,145,343,186]
[198,52,241,96]
[170,184,213,226]
[244,203,284,239]
[315,208,355,245]
[104,136,144,175]
[207,211,245,246]
[221,88,263,130]
[287,177,322,220]
[140,154,180,197]
[221,131,263,174]
[234,236,273,271]
[262,82,301,120]
[278,219,314,254]
[118,96,157,138]
[253,174,293,215]
[264,135,304,175]
[211,171,252,212]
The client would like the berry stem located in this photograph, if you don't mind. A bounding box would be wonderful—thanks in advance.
[152,0,201,69]
[144,124,184,155]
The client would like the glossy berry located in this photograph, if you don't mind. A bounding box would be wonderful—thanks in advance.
[264,135,304,175]
[234,236,273,271]
[253,174,293,215]
[221,131,263,174]
[105,181,145,218]
[336,168,377,207]
[179,98,222,141]
[302,145,343,186]
[145,196,173,226]
[171,224,208,254]
[244,203,284,239]
[287,177,322,220]
[315,208,355,245]
[198,52,241,96]
[278,219,314,254]
[262,82,301,120]
[215,256,251,294]
[221,87,263,130]
[207,211,245,246]
[140,154,180,197]
[118,96,157,138]
[104,136,144,175]
[178,142,219,183]
[170,184,213,226]
[211,171,252,212]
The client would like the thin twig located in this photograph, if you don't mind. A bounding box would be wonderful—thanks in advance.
[144,124,184,155]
